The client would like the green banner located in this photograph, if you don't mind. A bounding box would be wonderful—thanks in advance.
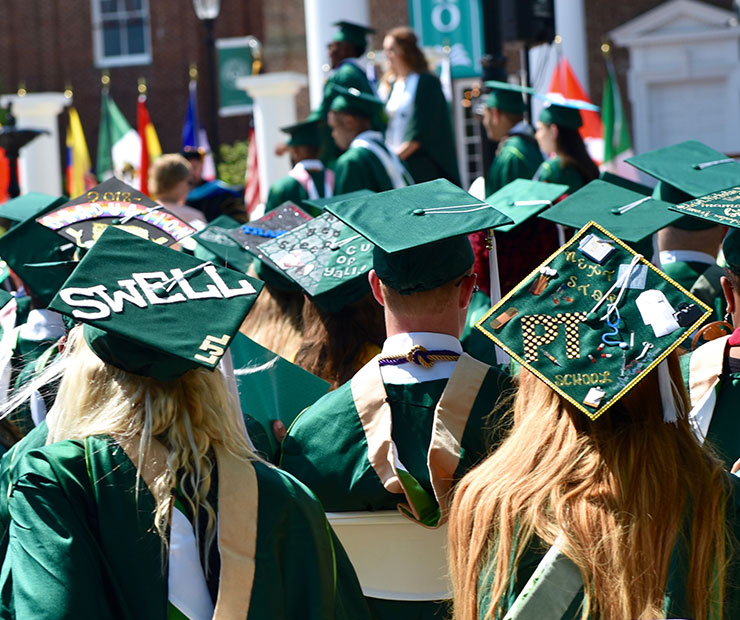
[216,37,256,117]
[408,0,483,79]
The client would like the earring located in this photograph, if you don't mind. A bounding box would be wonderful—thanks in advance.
[725,312,733,326]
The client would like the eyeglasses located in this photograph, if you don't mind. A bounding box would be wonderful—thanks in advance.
[455,272,479,293]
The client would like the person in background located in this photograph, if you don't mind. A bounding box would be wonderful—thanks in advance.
[265,116,334,214]
[149,153,207,229]
[182,148,247,223]
[329,86,413,194]
[379,26,460,185]
[534,102,599,195]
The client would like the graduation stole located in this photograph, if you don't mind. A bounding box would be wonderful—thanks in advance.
[350,352,488,527]
[116,437,259,618]
[349,131,414,189]
[687,335,729,444]
[289,160,335,201]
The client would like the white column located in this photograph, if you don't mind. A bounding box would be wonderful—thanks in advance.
[554,0,589,91]
[304,0,370,109]
[236,72,308,204]
[0,92,69,196]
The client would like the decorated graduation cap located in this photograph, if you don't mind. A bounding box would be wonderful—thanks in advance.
[258,212,374,313]
[229,202,313,291]
[0,192,66,226]
[229,332,330,459]
[477,221,710,419]
[36,178,196,248]
[329,85,384,119]
[191,215,252,273]
[331,20,374,51]
[324,179,512,294]
[0,198,77,307]
[627,140,740,230]
[664,184,740,232]
[483,80,535,114]
[540,180,682,248]
[486,178,569,233]
[281,118,322,148]
[49,226,263,382]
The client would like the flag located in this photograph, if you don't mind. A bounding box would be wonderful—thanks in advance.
[182,79,216,181]
[0,149,8,204]
[97,92,141,184]
[244,125,261,218]
[601,56,637,177]
[137,95,162,195]
[547,57,604,165]
[65,107,95,198]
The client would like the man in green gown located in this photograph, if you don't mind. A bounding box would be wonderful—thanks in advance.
[329,87,413,194]
[281,182,514,619]
[265,116,335,214]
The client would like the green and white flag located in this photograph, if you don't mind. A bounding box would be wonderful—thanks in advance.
[601,56,635,176]
[96,92,141,185]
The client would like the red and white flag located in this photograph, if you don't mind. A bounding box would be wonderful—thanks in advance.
[244,126,261,219]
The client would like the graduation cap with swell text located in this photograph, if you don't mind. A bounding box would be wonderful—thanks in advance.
[36,178,196,248]
[324,179,512,294]
[258,211,374,312]
[476,221,710,419]
[49,226,263,381]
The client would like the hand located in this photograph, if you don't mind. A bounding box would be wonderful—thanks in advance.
[396,140,421,161]
[732,457,740,475]
[272,420,287,444]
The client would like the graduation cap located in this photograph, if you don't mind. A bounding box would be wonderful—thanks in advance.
[0,289,12,313]
[191,215,252,273]
[229,202,313,291]
[49,226,263,382]
[536,94,599,131]
[324,179,512,294]
[0,192,66,226]
[723,228,740,271]
[303,189,374,217]
[36,178,196,248]
[476,221,710,419]
[540,180,682,248]
[483,80,536,114]
[331,20,374,51]
[598,170,652,196]
[229,332,330,459]
[486,179,569,233]
[281,118,322,147]
[329,85,384,119]
[258,212,374,312]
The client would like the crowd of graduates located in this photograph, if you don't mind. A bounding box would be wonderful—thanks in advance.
[2,18,740,620]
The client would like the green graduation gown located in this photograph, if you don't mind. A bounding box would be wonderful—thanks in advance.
[396,73,460,186]
[485,131,543,196]
[333,143,397,194]
[1,435,369,619]
[265,168,332,215]
[534,155,586,195]
[281,353,513,619]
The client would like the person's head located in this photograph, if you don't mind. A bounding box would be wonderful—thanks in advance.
[181,149,205,186]
[481,82,528,141]
[536,104,599,184]
[483,106,523,142]
[328,109,370,151]
[149,154,192,204]
[281,118,323,166]
[721,229,740,326]
[328,21,373,67]
[382,26,428,78]
[449,356,729,620]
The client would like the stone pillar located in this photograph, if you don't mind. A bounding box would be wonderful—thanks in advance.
[303,0,370,109]
[554,0,588,91]
[0,92,69,196]
[236,72,307,204]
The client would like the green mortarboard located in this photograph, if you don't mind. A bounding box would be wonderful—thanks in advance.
[540,180,682,246]
[324,180,512,294]
[0,193,66,226]
[477,221,710,419]
[229,331,330,459]
[331,20,374,51]
[0,200,77,307]
[0,289,12,313]
[723,229,740,271]
[281,118,322,148]
[598,170,652,196]
[539,102,583,130]
[36,178,196,248]
[666,184,740,232]
[329,85,384,119]
[191,215,252,273]
[486,179,568,233]
[483,80,535,114]
[258,212,374,313]
[230,203,313,291]
[49,226,263,382]
[303,189,375,217]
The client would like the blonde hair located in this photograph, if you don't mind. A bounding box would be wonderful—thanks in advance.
[48,326,254,558]
[449,354,731,620]
[149,153,191,200]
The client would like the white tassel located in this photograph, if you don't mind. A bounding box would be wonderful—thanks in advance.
[658,359,678,424]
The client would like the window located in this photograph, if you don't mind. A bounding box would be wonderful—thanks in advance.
[91,0,152,67]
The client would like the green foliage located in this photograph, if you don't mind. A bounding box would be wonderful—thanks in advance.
[218,140,248,185]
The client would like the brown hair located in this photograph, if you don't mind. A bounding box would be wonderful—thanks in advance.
[385,26,429,76]
[149,153,191,199]
[293,294,385,389]
[449,353,731,620]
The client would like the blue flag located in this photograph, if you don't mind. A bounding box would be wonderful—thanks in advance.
[182,79,200,150]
